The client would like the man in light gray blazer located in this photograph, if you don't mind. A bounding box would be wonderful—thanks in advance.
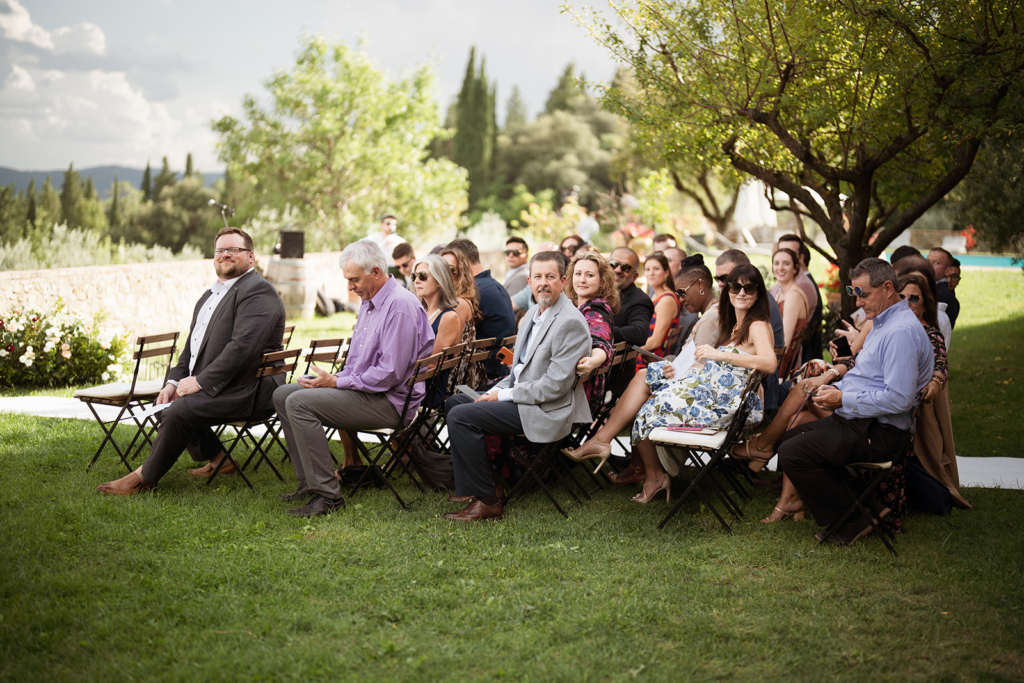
[442,251,592,522]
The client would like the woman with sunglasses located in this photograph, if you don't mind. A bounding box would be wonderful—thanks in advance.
[636,253,681,371]
[772,247,809,378]
[566,264,776,504]
[411,255,462,406]
[560,234,584,259]
[440,247,483,386]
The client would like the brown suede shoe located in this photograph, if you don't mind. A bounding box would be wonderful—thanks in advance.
[442,499,503,522]
[187,459,237,477]
[97,471,154,496]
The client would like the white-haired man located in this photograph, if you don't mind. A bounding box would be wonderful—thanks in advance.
[272,240,434,517]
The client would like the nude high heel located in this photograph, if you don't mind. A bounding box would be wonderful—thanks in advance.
[631,472,670,504]
[561,440,612,474]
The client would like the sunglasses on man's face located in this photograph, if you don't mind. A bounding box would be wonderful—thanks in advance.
[728,282,758,295]
[504,249,524,256]
[846,285,870,297]
[608,260,634,274]
[412,271,431,282]
[714,275,728,284]
[900,293,921,304]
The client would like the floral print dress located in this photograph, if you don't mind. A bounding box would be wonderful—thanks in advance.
[631,346,763,444]
[579,298,614,406]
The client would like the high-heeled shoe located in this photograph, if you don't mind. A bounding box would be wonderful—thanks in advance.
[761,504,805,523]
[631,472,670,504]
[561,440,612,474]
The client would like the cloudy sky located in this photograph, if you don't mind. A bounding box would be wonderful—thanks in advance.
[0,0,619,173]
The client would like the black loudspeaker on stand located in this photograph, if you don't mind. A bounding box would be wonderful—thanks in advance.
[278,230,305,259]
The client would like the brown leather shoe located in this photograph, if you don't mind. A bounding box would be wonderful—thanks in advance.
[97,471,154,496]
[187,459,237,477]
[446,485,504,504]
[609,464,646,486]
[442,499,503,522]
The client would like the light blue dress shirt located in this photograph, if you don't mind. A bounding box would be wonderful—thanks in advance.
[835,299,933,431]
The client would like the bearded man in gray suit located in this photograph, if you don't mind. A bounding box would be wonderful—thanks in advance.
[442,251,592,522]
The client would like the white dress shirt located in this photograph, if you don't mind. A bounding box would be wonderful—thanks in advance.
[167,267,253,388]
[495,305,551,402]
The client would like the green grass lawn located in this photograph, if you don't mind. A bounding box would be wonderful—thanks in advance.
[1,270,1022,681]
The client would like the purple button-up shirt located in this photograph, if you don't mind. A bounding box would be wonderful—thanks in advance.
[335,276,435,423]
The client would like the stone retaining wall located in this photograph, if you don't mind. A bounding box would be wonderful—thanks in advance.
[0,252,348,340]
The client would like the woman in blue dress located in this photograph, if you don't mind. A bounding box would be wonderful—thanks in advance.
[565,264,777,504]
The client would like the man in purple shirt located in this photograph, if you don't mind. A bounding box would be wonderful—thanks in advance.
[273,240,434,517]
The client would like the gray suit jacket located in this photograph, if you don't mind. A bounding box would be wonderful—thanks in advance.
[494,292,592,443]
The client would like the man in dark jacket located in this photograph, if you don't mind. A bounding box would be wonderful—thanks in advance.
[97,228,286,494]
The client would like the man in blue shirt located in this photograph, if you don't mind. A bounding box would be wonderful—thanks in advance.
[778,258,933,546]
[447,239,516,380]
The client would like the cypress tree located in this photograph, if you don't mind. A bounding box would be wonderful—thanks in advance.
[141,161,152,202]
[26,178,36,230]
[545,62,586,114]
[452,47,498,209]
[185,152,194,178]
[505,86,528,129]
[60,163,82,228]
[84,176,97,201]
[109,175,121,230]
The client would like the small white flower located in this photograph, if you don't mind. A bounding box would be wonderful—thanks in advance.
[26,346,33,353]
[101,372,110,381]
[0,349,7,357]
[43,343,54,353]
[106,363,119,371]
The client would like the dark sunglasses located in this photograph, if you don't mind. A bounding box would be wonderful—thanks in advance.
[412,271,431,282]
[899,293,921,304]
[714,275,728,283]
[846,285,870,297]
[608,260,634,274]
[728,282,758,295]
[503,249,524,256]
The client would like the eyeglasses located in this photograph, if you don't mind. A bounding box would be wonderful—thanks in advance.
[845,285,871,297]
[561,243,580,253]
[900,293,921,304]
[412,271,431,282]
[608,260,634,274]
[677,281,699,297]
[214,247,251,256]
[503,249,524,256]
[728,282,758,295]
[949,273,961,281]
[396,260,413,270]
[714,275,728,284]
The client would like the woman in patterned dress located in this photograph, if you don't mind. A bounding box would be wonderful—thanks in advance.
[636,253,681,371]
[440,248,482,387]
[566,264,776,503]
[563,251,619,405]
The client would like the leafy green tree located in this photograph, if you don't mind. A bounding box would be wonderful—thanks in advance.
[72,176,109,235]
[153,156,177,199]
[60,164,81,228]
[545,62,587,115]
[212,35,467,248]
[130,176,221,253]
[505,86,528,130]
[578,0,1024,312]
[0,184,20,244]
[185,153,194,179]
[105,179,145,244]
[140,162,152,202]
[948,136,1024,262]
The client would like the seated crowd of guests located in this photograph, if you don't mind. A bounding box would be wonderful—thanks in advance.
[96,224,966,547]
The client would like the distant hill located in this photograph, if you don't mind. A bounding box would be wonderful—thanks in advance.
[0,165,224,200]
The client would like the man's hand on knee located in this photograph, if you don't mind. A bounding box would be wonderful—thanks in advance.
[176,377,202,397]
[157,383,177,405]
[298,364,337,389]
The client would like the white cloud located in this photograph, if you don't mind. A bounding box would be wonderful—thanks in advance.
[52,22,106,55]
[0,0,53,50]
[6,63,34,92]
[0,0,104,55]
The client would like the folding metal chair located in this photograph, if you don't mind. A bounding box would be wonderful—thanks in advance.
[76,332,180,473]
[206,348,302,490]
[345,352,444,509]
[816,407,919,555]
[282,325,296,349]
[649,371,764,533]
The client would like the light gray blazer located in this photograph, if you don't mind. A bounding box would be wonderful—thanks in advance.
[494,292,593,443]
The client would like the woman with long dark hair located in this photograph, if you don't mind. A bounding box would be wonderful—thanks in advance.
[566,264,776,504]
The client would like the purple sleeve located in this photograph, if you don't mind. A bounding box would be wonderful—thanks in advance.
[336,310,432,393]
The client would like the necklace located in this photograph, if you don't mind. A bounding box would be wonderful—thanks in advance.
[427,308,441,323]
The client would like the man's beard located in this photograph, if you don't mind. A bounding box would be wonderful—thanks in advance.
[215,259,247,280]
[535,289,555,307]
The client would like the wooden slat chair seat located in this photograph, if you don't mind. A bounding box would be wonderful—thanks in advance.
[76,331,180,472]
[345,352,445,508]
[206,349,302,490]
[407,342,467,457]
[648,370,764,533]
[298,337,351,464]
